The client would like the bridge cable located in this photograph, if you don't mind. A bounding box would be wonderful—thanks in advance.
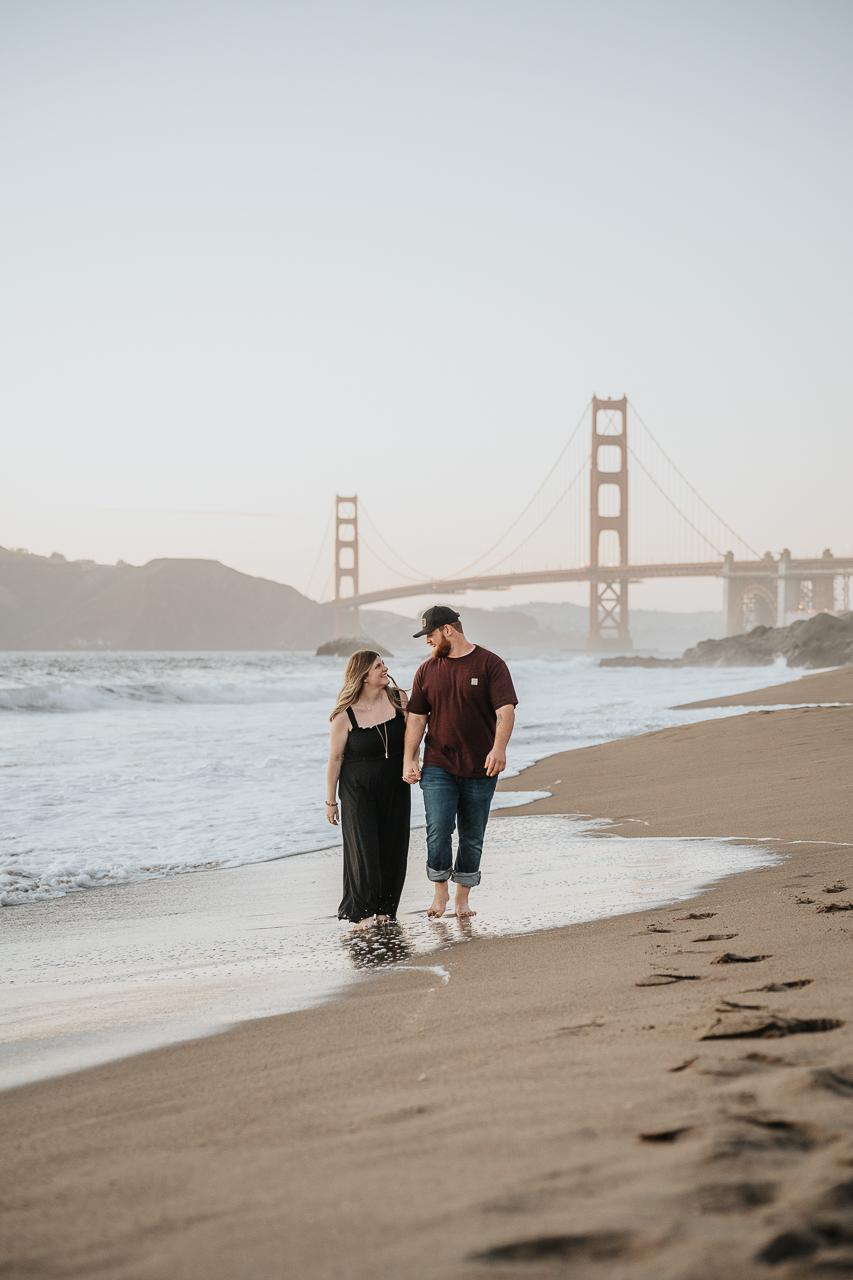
[318,563,334,602]
[476,455,590,575]
[628,401,760,558]
[626,446,725,558]
[446,398,592,578]
[304,501,335,598]
[357,530,430,584]
[358,501,434,581]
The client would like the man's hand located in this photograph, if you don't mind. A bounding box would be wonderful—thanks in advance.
[403,713,428,785]
[485,705,515,777]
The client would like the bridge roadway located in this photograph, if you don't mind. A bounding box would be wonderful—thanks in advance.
[342,557,853,610]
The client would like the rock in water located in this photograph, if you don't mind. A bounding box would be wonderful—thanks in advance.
[315,636,393,658]
[599,612,853,670]
[599,656,681,668]
[681,611,853,669]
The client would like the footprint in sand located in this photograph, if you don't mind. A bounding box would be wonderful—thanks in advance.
[700,1014,845,1040]
[695,1181,777,1213]
[810,1067,853,1099]
[639,1126,693,1143]
[711,952,771,965]
[750,979,813,992]
[472,1232,633,1263]
[635,973,703,987]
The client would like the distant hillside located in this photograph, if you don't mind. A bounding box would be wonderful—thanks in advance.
[0,548,329,650]
[361,605,542,654]
[0,545,730,654]
[495,601,724,652]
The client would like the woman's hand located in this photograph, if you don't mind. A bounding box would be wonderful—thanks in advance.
[326,801,339,826]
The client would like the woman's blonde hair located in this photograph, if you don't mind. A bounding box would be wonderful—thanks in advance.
[329,650,404,722]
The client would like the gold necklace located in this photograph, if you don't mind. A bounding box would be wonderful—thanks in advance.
[375,719,389,759]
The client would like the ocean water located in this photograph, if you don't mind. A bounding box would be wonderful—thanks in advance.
[0,649,798,908]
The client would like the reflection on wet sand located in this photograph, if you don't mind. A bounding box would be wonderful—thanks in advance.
[342,922,412,970]
[341,913,477,970]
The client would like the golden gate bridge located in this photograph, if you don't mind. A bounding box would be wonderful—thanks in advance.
[308,397,853,649]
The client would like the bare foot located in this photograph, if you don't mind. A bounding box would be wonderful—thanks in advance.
[352,916,375,931]
[454,891,477,919]
[427,883,450,919]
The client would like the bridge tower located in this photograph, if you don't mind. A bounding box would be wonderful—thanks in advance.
[334,494,360,638]
[588,396,632,649]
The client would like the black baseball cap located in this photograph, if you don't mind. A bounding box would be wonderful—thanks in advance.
[413,605,461,637]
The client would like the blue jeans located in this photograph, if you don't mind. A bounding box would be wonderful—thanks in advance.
[419,765,498,888]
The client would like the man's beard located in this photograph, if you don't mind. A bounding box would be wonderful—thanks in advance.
[429,635,452,659]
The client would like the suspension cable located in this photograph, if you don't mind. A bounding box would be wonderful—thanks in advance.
[628,401,759,557]
[358,501,434,580]
[318,563,334,602]
[446,399,592,578]
[303,501,335,598]
[627,447,724,558]
[357,531,429,584]
[477,455,590,575]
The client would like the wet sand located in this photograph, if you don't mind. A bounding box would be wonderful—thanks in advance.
[673,662,853,710]
[2,693,853,1278]
[1,819,770,1091]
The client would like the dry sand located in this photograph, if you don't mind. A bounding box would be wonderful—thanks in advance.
[2,690,853,1279]
[495,703,853,842]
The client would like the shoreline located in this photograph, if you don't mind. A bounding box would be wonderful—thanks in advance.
[0,818,771,1092]
[2,687,852,1278]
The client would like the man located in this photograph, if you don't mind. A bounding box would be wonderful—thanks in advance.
[403,605,517,920]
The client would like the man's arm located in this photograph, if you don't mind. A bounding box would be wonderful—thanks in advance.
[403,713,428,783]
[485,704,515,777]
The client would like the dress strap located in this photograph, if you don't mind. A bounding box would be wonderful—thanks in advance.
[346,707,359,729]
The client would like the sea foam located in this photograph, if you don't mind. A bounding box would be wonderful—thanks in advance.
[0,650,798,907]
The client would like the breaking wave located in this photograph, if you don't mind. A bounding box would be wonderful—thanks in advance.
[0,678,332,713]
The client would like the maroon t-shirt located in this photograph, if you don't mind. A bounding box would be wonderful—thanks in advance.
[407,646,518,779]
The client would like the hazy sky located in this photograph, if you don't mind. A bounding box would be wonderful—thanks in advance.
[1,0,851,615]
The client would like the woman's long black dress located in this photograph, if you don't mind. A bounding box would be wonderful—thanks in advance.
[338,707,411,922]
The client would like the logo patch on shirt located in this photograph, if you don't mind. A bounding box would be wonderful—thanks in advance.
[470,678,478,685]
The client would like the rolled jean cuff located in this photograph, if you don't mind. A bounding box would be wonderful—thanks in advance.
[451,869,481,888]
[427,867,452,882]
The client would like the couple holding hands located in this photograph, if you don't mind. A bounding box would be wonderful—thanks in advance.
[326,605,517,928]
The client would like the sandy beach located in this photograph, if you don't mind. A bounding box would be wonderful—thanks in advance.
[673,663,853,711]
[2,683,853,1278]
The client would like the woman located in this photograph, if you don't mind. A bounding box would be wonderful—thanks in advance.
[326,650,411,929]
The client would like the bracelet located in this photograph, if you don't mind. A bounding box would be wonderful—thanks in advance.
[325,800,338,807]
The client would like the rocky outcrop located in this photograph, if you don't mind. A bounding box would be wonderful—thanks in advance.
[315,636,392,658]
[599,655,681,668]
[681,611,853,669]
[600,611,853,670]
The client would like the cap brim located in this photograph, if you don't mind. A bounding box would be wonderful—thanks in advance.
[412,627,428,637]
